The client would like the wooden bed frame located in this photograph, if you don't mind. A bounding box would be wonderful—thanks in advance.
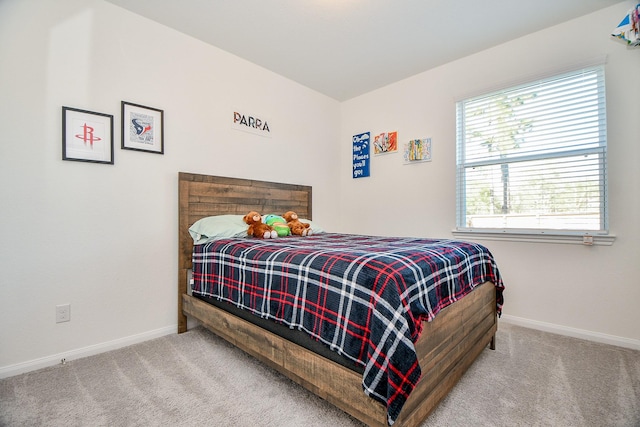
[177,172,498,427]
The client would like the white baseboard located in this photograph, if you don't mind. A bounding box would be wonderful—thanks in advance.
[0,325,177,379]
[500,315,640,351]
[3,318,637,379]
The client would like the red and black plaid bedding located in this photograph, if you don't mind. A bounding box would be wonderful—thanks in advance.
[192,233,504,425]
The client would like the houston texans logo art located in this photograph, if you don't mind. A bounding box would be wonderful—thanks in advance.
[131,118,152,136]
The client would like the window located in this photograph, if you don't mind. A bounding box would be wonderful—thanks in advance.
[456,65,608,236]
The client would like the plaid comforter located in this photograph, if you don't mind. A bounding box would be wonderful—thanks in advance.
[192,233,504,425]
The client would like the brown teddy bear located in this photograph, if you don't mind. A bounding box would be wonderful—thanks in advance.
[244,211,278,238]
[283,211,312,236]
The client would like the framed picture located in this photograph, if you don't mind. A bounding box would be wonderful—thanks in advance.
[62,106,114,164]
[121,101,164,154]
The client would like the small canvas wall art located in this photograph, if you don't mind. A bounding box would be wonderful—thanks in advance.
[373,131,398,155]
[403,138,432,164]
[353,132,371,178]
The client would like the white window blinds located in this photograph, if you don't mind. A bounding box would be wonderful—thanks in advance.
[456,65,607,233]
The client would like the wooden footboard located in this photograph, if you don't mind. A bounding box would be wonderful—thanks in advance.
[182,281,496,427]
[177,172,498,426]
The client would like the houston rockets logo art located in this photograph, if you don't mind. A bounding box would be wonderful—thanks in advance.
[62,106,114,164]
[75,123,102,147]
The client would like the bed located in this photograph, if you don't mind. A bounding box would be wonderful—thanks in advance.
[177,172,504,427]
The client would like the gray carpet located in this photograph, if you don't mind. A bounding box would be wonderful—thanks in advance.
[1,323,639,427]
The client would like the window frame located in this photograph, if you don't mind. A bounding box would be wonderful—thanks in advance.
[454,65,614,245]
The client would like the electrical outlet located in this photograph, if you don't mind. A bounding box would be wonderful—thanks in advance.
[56,304,70,323]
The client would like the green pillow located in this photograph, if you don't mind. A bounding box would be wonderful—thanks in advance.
[189,215,248,244]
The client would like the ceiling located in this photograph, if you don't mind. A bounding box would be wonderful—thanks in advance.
[104,0,622,101]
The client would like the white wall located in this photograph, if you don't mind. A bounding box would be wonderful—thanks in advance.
[0,0,340,375]
[339,2,640,348]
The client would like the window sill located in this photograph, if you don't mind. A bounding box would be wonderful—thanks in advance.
[451,229,616,246]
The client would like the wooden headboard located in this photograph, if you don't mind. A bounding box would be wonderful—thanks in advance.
[177,172,313,332]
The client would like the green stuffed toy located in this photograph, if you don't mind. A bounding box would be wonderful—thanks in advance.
[264,214,291,237]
